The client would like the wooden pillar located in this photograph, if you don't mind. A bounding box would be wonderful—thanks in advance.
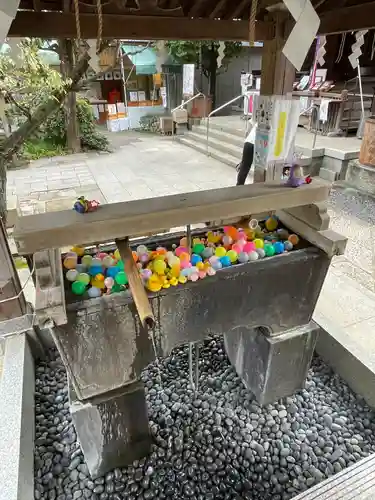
[60,39,80,154]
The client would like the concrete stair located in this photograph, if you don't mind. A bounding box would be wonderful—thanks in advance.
[176,121,312,170]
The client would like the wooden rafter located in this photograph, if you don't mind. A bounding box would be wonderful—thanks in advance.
[188,0,208,17]
[209,0,228,19]
[319,1,375,34]
[226,0,249,19]
[9,10,273,40]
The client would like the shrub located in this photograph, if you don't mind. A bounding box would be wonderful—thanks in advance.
[42,98,109,151]
[21,139,66,160]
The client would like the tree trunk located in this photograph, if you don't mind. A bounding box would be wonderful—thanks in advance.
[60,39,81,153]
[207,44,218,109]
[0,53,90,222]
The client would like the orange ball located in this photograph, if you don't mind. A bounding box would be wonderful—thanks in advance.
[96,273,105,281]
[132,251,138,262]
[180,237,187,247]
[179,252,190,262]
[224,225,239,241]
[288,234,299,246]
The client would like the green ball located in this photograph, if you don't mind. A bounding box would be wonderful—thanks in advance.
[71,280,87,295]
[115,271,128,285]
[264,243,276,257]
[192,243,205,255]
[111,283,123,293]
[117,260,124,270]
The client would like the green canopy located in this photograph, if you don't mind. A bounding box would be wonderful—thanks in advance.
[121,44,157,75]
[0,43,60,66]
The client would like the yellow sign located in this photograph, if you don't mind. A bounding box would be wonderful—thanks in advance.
[274,111,287,157]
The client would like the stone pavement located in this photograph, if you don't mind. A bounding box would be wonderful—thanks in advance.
[7,132,236,216]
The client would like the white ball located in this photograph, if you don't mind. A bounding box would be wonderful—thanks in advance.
[248,251,259,261]
[238,252,249,264]
[88,287,102,298]
[136,245,148,256]
[256,248,266,259]
[66,269,79,282]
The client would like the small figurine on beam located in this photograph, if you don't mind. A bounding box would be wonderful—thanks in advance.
[73,196,100,214]
[284,164,312,188]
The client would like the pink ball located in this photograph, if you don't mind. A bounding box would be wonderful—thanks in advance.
[198,270,207,279]
[209,256,219,266]
[243,242,256,253]
[97,252,108,260]
[222,235,233,247]
[104,277,114,289]
[139,253,150,264]
[237,230,247,241]
[141,269,152,281]
[207,267,216,276]
[175,246,189,257]
[189,272,199,282]
[232,242,244,253]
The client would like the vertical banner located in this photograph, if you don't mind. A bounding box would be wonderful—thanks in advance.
[182,64,195,96]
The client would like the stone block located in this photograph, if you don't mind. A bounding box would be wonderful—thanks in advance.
[319,167,338,182]
[346,160,375,196]
[69,381,151,479]
[224,321,319,405]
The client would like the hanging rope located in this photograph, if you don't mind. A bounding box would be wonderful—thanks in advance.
[96,0,103,54]
[73,0,81,45]
[249,0,258,47]
[335,32,346,63]
[371,32,375,60]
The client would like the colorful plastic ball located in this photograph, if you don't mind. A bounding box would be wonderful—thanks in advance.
[153,260,166,275]
[102,255,115,268]
[89,265,103,276]
[111,284,124,293]
[88,287,102,298]
[179,237,187,247]
[211,259,223,271]
[284,241,293,251]
[141,269,153,281]
[253,238,264,249]
[180,259,191,270]
[71,280,86,295]
[175,246,189,257]
[168,255,180,267]
[238,252,249,264]
[220,255,232,268]
[189,273,199,282]
[115,271,128,285]
[244,228,256,241]
[209,255,219,265]
[191,254,202,266]
[198,270,207,279]
[207,267,216,276]
[156,247,167,255]
[71,246,85,257]
[63,256,77,270]
[77,273,90,285]
[277,228,289,240]
[117,260,124,270]
[147,274,162,292]
[243,241,256,253]
[91,278,105,289]
[92,257,102,267]
[106,266,120,278]
[196,262,204,271]
[264,244,276,257]
[273,241,285,254]
[222,235,233,247]
[248,251,259,261]
[226,250,238,263]
[288,234,299,246]
[136,245,148,256]
[81,255,93,267]
[215,247,226,258]
[66,269,79,282]
[256,248,266,259]
[76,264,87,273]
[224,226,239,240]
[179,267,189,277]
[232,243,244,254]
[169,277,178,286]
[178,275,188,284]
[192,243,205,255]
[139,253,150,264]
[202,247,214,259]
[104,277,114,289]
[114,249,121,261]
[265,215,279,232]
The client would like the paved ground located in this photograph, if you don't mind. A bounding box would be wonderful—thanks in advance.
[7,132,236,216]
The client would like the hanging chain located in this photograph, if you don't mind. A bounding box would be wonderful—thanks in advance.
[96,0,103,54]
[249,0,258,47]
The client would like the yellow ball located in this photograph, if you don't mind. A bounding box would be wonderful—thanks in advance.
[91,278,105,289]
[71,246,85,257]
[169,277,178,286]
[227,250,238,263]
[147,274,162,292]
[153,260,166,275]
[215,246,226,258]
[178,275,188,284]
[114,249,121,261]
[265,216,278,232]
[196,262,204,270]
[254,238,264,249]
[162,282,171,289]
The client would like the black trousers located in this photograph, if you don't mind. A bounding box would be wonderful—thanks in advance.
[236,142,255,185]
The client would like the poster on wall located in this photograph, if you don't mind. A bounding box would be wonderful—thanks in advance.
[183,64,195,96]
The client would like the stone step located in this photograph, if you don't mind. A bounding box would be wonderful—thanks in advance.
[175,136,239,169]
[194,123,246,148]
[185,130,243,160]
[292,453,375,499]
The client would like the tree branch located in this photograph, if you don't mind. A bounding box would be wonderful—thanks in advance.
[3,91,32,120]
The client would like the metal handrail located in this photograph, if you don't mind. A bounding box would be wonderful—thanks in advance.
[300,103,319,149]
[172,92,207,140]
[206,94,249,155]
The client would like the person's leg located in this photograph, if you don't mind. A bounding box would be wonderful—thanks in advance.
[236,142,255,185]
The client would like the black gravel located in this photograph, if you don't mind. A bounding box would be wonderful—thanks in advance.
[34,338,375,500]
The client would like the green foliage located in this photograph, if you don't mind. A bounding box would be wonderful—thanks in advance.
[21,139,66,160]
[166,41,243,76]
[42,98,109,151]
[138,115,160,133]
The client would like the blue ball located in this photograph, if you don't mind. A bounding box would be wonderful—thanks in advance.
[273,242,285,254]
[220,255,232,268]
[89,265,103,276]
[106,266,120,278]
[211,260,222,271]
[191,254,202,266]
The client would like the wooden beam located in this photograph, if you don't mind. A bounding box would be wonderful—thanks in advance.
[209,0,228,19]
[319,2,375,35]
[13,179,331,254]
[9,10,272,40]
[188,0,208,17]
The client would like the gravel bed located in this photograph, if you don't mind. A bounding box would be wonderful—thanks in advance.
[34,338,375,500]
